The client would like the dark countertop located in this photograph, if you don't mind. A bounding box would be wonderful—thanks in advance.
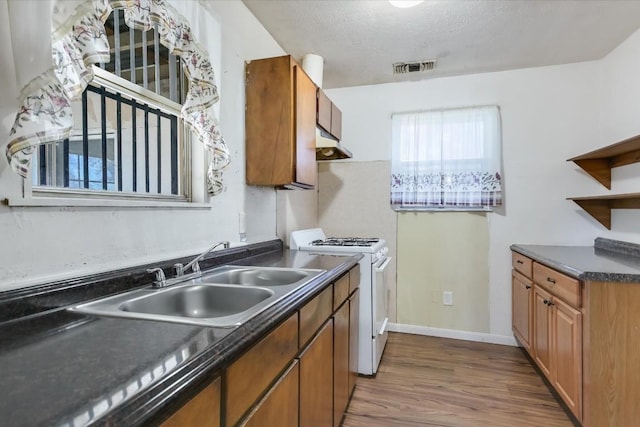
[511,238,640,282]
[0,248,361,427]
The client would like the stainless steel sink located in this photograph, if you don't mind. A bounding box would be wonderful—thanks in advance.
[69,266,326,328]
[120,285,274,318]
[199,266,317,287]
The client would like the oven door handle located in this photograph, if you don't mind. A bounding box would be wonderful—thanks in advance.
[375,257,392,272]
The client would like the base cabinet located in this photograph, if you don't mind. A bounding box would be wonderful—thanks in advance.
[513,251,583,423]
[225,313,299,426]
[532,282,582,421]
[512,271,533,353]
[348,289,360,397]
[299,319,334,427]
[513,248,640,426]
[553,297,582,420]
[533,285,553,379]
[333,301,350,427]
[240,361,299,427]
[160,377,221,427]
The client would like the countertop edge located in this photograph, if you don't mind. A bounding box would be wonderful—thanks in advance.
[510,244,640,283]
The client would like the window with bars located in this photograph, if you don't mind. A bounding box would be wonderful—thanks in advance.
[30,9,190,201]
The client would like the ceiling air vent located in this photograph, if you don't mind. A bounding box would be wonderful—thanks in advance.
[393,59,437,74]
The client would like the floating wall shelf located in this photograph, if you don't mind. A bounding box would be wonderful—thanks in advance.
[567,193,640,229]
[567,134,640,189]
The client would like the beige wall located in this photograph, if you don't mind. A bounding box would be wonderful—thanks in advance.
[318,160,397,322]
[396,212,490,333]
[276,189,318,248]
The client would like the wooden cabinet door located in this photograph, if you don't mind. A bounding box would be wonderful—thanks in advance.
[533,285,553,379]
[294,64,317,188]
[348,289,360,397]
[161,377,221,427]
[333,302,350,427]
[512,271,533,353]
[241,361,299,427]
[553,297,582,421]
[245,56,294,186]
[300,319,334,427]
[225,313,299,426]
[245,55,316,188]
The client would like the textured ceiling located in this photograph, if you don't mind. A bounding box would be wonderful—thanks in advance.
[242,0,640,89]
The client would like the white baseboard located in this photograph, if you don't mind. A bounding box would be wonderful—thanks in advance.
[387,323,518,347]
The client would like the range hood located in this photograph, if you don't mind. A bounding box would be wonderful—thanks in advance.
[316,129,352,160]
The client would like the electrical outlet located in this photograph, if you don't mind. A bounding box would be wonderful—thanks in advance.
[443,291,453,306]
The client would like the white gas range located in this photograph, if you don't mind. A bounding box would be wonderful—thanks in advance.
[290,228,391,375]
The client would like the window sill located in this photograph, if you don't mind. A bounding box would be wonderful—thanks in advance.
[4,196,211,209]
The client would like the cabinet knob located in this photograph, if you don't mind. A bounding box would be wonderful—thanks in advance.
[516,260,524,264]
[547,277,556,284]
[525,285,532,290]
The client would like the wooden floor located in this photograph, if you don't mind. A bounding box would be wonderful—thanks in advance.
[343,332,574,427]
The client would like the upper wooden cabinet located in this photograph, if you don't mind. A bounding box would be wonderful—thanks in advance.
[317,89,342,141]
[245,55,317,189]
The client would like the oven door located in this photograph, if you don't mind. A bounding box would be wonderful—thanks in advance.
[372,255,391,338]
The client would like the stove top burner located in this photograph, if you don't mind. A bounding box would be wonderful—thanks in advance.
[310,237,380,247]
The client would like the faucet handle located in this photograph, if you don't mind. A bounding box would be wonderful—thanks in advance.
[146,268,166,287]
[173,263,185,277]
[192,261,201,274]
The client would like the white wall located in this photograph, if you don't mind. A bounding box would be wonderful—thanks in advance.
[325,37,640,337]
[0,0,285,290]
[596,28,640,237]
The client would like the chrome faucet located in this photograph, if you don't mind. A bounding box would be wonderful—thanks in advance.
[174,241,230,277]
[146,267,167,288]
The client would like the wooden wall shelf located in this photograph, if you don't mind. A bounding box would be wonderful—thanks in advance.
[567,134,640,189]
[568,193,640,229]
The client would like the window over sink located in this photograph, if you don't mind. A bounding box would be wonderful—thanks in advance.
[26,9,190,205]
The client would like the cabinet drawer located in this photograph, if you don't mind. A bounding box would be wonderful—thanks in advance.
[300,285,333,348]
[349,264,360,294]
[533,262,581,308]
[512,251,533,278]
[225,313,299,427]
[161,377,220,427]
[239,361,299,427]
[333,273,350,310]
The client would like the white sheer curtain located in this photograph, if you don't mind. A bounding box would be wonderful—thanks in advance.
[391,106,503,209]
[1,0,229,195]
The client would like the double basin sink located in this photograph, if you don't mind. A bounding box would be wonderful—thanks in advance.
[70,266,326,328]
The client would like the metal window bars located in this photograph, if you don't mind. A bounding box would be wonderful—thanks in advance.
[32,8,185,197]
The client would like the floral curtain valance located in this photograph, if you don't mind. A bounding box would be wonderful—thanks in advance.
[4,0,229,195]
[390,106,503,209]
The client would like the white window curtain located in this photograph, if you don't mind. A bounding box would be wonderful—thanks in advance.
[1,0,229,195]
[390,106,503,210]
